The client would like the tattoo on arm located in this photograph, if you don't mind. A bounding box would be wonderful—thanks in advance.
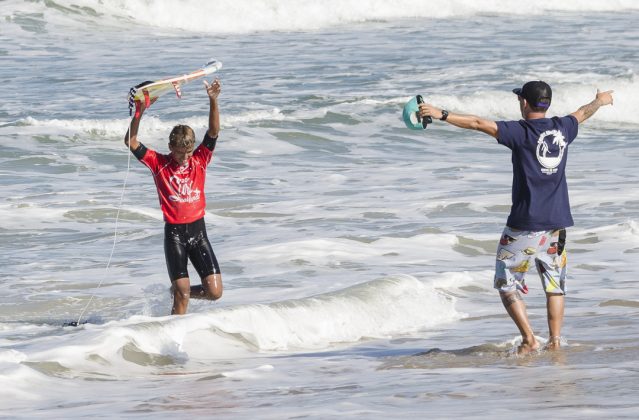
[500,291,523,308]
[580,101,600,119]
[574,99,601,123]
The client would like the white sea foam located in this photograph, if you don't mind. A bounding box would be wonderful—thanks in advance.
[3,0,639,34]
[14,275,460,378]
[422,75,639,125]
[221,364,275,379]
[0,362,52,401]
[235,235,459,269]
[8,107,290,139]
[0,349,27,363]
[2,4,638,417]
[7,69,639,147]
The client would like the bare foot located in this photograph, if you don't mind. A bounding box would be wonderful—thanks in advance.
[517,339,540,355]
[544,336,562,351]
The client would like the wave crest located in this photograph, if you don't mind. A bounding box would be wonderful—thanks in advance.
[4,0,639,34]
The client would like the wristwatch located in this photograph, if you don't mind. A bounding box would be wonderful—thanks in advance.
[440,110,449,121]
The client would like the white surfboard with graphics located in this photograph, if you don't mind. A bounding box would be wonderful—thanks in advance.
[127,59,222,116]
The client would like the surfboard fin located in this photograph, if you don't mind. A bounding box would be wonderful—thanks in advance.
[172,81,182,99]
[143,90,151,108]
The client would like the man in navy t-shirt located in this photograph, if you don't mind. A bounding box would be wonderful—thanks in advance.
[418,81,613,355]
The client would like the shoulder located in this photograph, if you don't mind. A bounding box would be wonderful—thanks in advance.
[141,147,161,161]
[555,115,579,139]
[496,120,526,131]
[549,115,578,133]
[495,120,526,146]
[560,114,578,127]
[193,142,213,164]
[140,147,169,168]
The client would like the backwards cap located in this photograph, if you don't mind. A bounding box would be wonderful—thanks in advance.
[512,81,552,109]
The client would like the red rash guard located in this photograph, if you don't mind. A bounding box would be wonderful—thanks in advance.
[136,138,215,224]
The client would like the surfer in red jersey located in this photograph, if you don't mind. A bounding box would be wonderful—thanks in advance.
[124,79,223,315]
[418,83,613,355]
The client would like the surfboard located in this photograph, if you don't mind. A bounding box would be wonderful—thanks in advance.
[128,59,223,116]
[402,95,432,130]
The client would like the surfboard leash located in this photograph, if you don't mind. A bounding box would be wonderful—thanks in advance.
[69,119,134,327]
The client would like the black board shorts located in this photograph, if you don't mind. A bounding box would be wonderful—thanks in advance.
[164,218,220,282]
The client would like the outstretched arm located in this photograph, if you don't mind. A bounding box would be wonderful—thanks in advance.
[570,89,614,124]
[418,103,499,138]
[204,79,221,138]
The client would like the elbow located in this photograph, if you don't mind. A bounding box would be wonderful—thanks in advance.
[472,119,498,138]
[571,112,585,124]
[469,119,482,131]
[468,118,487,132]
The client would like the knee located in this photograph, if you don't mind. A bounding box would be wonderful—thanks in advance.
[203,274,223,300]
[175,290,190,302]
[172,280,191,301]
[205,284,222,300]
[500,290,523,308]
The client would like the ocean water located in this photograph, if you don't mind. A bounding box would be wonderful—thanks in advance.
[1,0,639,418]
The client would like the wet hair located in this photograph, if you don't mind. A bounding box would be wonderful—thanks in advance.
[169,125,196,149]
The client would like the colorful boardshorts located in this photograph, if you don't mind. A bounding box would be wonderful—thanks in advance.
[493,227,567,295]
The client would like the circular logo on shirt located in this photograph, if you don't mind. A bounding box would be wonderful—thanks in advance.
[536,129,566,174]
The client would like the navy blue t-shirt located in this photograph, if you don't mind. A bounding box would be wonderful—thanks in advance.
[495,115,579,231]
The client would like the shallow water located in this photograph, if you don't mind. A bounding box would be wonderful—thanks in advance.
[1,0,639,418]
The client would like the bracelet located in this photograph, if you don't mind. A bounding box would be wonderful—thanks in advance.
[440,110,449,121]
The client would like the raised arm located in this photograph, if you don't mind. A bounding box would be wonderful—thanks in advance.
[124,99,150,151]
[204,79,221,138]
[418,103,499,138]
[570,89,614,124]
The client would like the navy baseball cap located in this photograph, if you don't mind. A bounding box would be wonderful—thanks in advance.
[512,81,552,108]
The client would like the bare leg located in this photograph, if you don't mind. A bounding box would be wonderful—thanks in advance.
[190,273,223,301]
[545,292,564,350]
[501,291,539,355]
[171,277,191,315]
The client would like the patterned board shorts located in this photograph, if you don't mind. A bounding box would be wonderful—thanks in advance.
[494,226,567,295]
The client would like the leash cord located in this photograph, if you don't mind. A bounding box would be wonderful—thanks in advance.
[74,119,133,326]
